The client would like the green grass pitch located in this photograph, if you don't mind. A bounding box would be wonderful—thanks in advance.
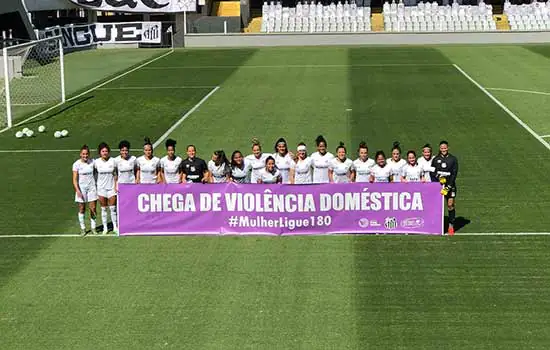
[1,45,550,349]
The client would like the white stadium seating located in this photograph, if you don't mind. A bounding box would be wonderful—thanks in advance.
[504,0,550,31]
[261,1,372,33]
[383,0,497,32]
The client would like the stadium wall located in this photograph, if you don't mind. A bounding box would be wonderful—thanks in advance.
[183,31,550,47]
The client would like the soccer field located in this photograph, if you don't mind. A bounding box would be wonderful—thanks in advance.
[1,45,550,348]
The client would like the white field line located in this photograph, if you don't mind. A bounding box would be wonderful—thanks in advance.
[0,50,174,134]
[453,64,550,151]
[1,232,550,238]
[142,63,452,70]
[541,135,550,138]
[486,87,550,96]
[97,86,218,91]
[152,86,220,149]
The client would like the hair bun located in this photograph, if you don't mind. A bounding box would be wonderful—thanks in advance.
[392,141,400,147]
[251,137,260,146]
[338,141,345,147]
[144,137,151,144]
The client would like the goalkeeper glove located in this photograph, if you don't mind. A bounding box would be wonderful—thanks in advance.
[441,186,450,196]
[439,177,447,185]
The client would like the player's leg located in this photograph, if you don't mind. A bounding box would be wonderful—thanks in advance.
[108,193,118,233]
[87,188,98,234]
[447,194,456,235]
[98,194,109,234]
[77,202,86,235]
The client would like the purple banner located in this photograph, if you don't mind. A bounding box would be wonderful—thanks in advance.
[118,183,444,236]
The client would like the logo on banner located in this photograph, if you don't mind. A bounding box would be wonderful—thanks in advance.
[142,23,160,42]
[401,217,425,229]
[69,0,196,13]
[384,217,398,230]
[358,218,369,228]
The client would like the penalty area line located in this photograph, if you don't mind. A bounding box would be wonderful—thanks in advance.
[153,86,220,149]
[453,64,550,152]
[0,50,175,134]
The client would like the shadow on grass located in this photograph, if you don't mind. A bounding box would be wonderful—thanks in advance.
[20,96,95,127]
[0,238,56,292]
[444,216,471,233]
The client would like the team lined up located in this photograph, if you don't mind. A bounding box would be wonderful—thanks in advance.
[72,135,458,234]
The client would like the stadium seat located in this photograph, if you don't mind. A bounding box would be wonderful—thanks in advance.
[504,0,550,32]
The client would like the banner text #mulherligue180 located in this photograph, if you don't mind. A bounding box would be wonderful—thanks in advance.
[118,182,444,235]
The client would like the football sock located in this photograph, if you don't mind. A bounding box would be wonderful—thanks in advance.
[78,213,85,230]
[109,206,118,230]
[101,207,108,231]
[449,209,456,226]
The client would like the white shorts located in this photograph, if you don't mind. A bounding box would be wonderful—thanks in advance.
[97,188,116,199]
[75,187,98,203]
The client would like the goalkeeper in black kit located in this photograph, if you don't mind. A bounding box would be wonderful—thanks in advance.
[430,140,459,236]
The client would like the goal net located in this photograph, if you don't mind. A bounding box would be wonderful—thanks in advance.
[1,36,65,129]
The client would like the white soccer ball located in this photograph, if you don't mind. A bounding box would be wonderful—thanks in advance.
[61,129,68,137]
[25,129,34,137]
[54,131,62,138]
[38,125,46,133]
[15,131,24,138]
[22,127,29,133]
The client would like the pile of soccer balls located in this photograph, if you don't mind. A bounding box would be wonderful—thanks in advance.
[15,125,69,139]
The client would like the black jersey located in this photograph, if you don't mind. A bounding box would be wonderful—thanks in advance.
[430,153,459,188]
[180,157,208,183]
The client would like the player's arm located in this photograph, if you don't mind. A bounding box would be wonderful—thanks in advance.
[448,157,459,187]
[113,166,118,192]
[348,166,355,182]
[72,170,82,199]
[155,164,162,184]
[158,161,165,184]
[202,160,210,184]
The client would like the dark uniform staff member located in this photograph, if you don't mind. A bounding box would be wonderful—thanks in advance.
[180,145,209,183]
[431,140,459,235]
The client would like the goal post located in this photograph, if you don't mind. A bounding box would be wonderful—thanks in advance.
[1,36,65,129]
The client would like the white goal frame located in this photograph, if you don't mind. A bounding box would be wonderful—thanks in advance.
[2,36,65,129]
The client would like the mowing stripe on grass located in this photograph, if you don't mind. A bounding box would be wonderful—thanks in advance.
[0,49,175,134]
[143,63,452,70]
[152,86,221,149]
[453,64,550,151]
[486,87,550,96]
[97,86,218,91]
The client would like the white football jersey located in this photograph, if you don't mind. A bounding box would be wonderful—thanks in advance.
[387,158,407,183]
[115,155,137,184]
[72,159,95,189]
[401,163,424,182]
[94,157,116,191]
[311,151,334,184]
[294,157,313,184]
[370,164,392,183]
[137,156,160,184]
[353,158,375,183]
[231,161,251,184]
[160,156,182,184]
[273,153,295,184]
[417,156,434,182]
[329,158,354,183]
[208,160,230,183]
[258,168,281,184]
[245,153,269,184]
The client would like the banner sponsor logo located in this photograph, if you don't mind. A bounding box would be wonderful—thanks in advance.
[69,0,196,13]
[118,182,444,236]
[40,22,162,49]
